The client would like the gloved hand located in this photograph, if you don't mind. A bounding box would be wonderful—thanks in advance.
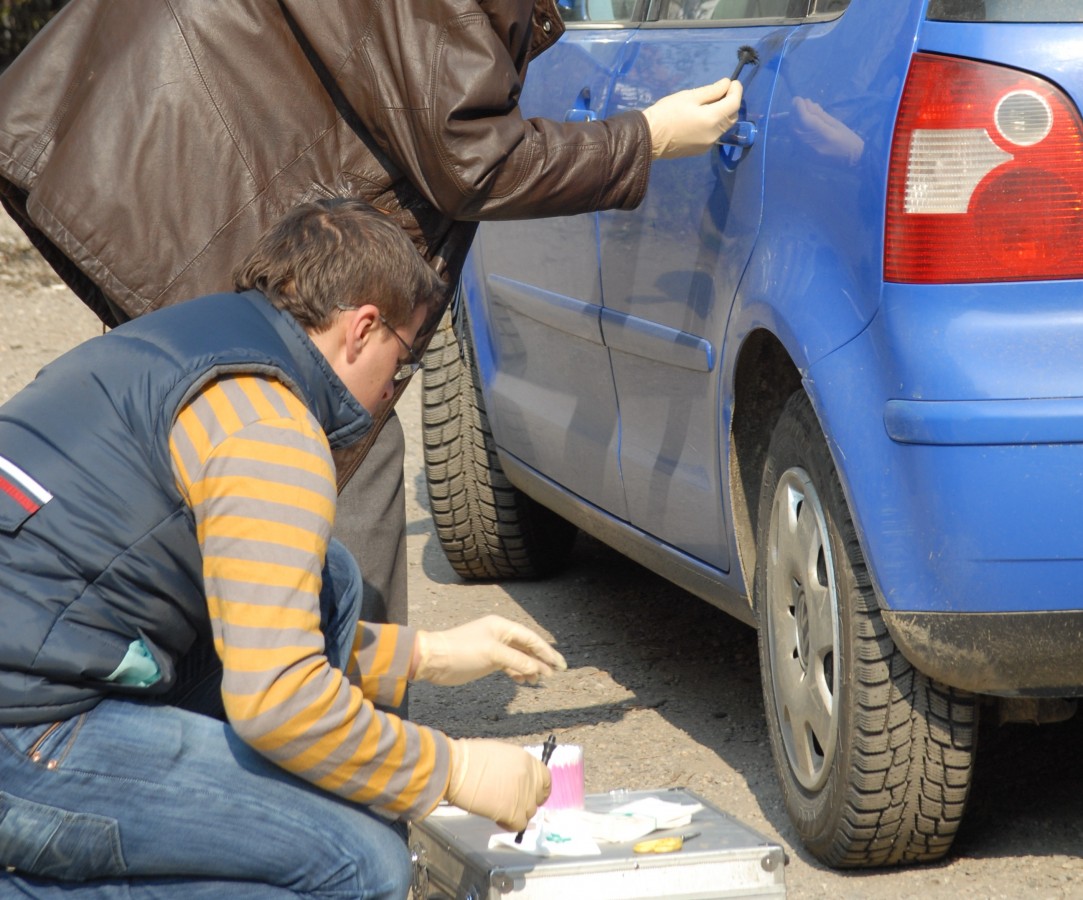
[445,738,551,832]
[412,615,567,686]
[642,78,744,160]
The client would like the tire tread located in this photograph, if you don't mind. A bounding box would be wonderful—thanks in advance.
[420,308,576,579]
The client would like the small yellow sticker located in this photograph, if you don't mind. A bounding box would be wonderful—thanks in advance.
[633,836,684,854]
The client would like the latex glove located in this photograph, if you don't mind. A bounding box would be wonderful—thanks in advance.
[642,78,744,160]
[445,738,551,831]
[413,615,567,686]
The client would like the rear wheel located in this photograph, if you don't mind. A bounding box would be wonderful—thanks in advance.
[421,303,577,579]
[755,390,977,867]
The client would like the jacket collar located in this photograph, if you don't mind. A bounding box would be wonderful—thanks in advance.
[530,0,565,60]
[248,292,374,450]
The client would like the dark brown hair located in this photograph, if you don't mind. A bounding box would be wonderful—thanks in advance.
[233,198,444,331]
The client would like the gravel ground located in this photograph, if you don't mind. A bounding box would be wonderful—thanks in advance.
[2,210,1082,898]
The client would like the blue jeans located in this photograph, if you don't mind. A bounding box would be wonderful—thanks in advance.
[0,541,412,899]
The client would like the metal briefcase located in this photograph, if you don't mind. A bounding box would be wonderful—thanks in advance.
[408,787,787,899]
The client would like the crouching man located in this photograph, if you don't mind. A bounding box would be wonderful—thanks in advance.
[0,198,564,898]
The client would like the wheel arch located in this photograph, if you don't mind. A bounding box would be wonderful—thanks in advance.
[729,328,803,597]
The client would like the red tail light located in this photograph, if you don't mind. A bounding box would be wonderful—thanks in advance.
[885,52,1083,283]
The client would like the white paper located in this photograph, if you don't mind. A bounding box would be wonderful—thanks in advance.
[427,803,469,817]
[609,797,704,831]
[487,804,685,857]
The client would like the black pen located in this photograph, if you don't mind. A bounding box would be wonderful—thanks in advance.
[515,734,556,844]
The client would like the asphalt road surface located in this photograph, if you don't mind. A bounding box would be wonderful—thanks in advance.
[2,212,1081,898]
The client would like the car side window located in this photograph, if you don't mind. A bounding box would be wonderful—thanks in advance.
[929,0,1083,21]
[810,0,850,13]
[557,0,642,23]
[652,0,804,21]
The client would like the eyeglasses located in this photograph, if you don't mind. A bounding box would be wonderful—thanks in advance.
[334,304,424,383]
[379,314,423,383]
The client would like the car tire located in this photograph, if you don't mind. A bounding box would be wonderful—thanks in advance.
[754,389,977,867]
[421,303,577,579]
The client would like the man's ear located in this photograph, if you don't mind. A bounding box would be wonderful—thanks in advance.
[342,304,381,363]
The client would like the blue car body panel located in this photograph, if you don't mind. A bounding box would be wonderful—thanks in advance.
[466,28,635,519]
[460,0,1083,694]
[806,14,1083,620]
[597,22,792,570]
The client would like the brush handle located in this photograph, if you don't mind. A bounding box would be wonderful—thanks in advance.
[514,735,558,843]
[730,60,749,81]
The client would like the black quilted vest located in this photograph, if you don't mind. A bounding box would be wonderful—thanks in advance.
[0,291,370,724]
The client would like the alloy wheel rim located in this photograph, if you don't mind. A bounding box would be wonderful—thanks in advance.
[765,467,841,791]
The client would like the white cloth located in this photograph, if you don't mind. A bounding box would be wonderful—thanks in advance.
[488,799,704,857]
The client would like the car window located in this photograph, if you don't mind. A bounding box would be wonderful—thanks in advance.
[557,0,643,22]
[809,0,850,14]
[928,0,1083,21]
[651,0,803,19]
[647,1,852,22]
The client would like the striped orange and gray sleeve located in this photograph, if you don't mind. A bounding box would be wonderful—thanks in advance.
[168,374,451,819]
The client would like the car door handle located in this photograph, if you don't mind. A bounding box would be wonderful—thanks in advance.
[564,109,598,123]
[718,120,757,147]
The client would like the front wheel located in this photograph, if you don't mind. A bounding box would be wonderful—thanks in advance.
[754,390,977,867]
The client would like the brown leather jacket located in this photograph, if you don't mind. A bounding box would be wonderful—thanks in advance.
[0,0,650,325]
[0,0,650,474]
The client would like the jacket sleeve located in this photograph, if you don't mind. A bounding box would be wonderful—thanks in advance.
[279,0,652,221]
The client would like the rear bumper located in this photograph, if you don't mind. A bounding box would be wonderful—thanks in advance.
[883,609,1083,697]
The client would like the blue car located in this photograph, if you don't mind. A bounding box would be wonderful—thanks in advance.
[421,0,1083,868]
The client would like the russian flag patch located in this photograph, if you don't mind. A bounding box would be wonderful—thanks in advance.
[0,454,52,517]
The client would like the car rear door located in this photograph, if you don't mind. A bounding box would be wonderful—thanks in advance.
[471,3,639,518]
[596,1,800,570]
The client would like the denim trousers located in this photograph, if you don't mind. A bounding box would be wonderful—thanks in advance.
[0,541,413,899]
